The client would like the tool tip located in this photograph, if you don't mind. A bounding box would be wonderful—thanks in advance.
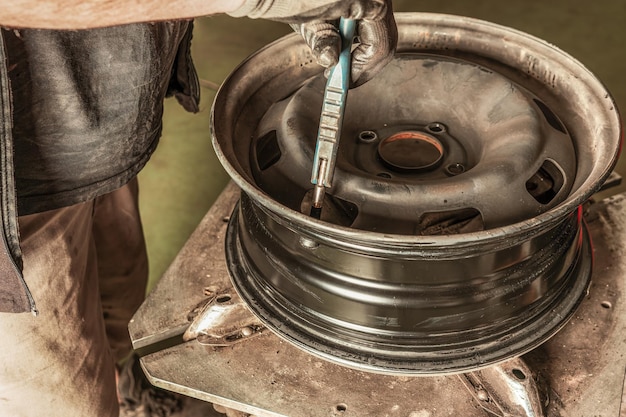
[309,206,322,219]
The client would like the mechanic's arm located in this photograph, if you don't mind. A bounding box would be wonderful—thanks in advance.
[1,0,396,86]
[1,0,241,29]
[1,0,387,29]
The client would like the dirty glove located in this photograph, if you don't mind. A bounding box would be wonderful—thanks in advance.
[228,0,398,87]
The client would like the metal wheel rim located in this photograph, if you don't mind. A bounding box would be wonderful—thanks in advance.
[211,13,622,374]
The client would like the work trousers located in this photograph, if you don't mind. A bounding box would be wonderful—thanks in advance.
[0,178,148,417]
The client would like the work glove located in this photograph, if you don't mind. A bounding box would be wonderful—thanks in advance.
[228,0,398,87]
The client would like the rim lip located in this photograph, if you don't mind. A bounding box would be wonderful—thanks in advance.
[210,12,623,250]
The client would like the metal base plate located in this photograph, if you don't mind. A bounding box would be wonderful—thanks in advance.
[129,182,626,416]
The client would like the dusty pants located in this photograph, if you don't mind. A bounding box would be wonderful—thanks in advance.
[0,179,148,417]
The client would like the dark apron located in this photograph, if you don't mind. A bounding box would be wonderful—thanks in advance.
[0,22,199,313]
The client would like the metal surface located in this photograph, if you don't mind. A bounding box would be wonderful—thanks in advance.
[182,289,264,346]
[130,183,626,416]
[461,357,545,416]
[210,13,622,374]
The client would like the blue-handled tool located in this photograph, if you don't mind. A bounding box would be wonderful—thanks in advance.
[310,18,356,219]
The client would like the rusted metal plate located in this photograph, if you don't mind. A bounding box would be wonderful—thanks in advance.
[140,334,489,417]
[130,184,626,416]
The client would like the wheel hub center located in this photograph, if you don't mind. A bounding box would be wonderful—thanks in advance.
[378,130,444,172]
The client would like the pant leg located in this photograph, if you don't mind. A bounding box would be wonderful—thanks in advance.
[93,178,148,363]
[0,201,118,417]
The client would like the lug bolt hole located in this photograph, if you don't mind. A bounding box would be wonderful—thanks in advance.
[446,163,466,175]
[358,130,378,143]
[427,122,447,134]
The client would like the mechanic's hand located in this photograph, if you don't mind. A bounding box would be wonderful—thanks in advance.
[228,0,397,87]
